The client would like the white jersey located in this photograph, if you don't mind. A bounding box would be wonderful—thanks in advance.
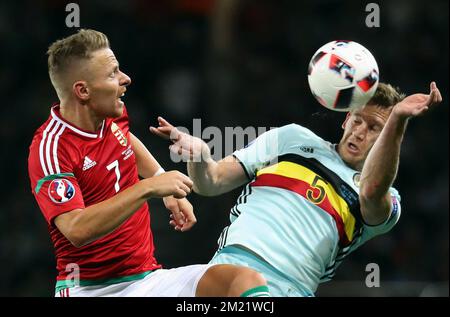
[215,124,401,293]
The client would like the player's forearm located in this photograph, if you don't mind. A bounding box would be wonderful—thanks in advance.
[360,112,408,201]
[187,159,221,196]
[67,179,155,247]
[185,139,226,196]
[188,155,248,196]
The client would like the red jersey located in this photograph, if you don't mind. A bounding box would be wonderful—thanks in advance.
[28,104,161,283]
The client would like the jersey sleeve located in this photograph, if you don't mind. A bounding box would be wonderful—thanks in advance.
[233,124,317,179]
[359,187,402,242]
[28,139,85,225]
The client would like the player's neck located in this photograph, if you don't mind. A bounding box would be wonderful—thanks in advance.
[59,101,104,132]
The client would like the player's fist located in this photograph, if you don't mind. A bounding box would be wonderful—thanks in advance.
[145,170,193,199]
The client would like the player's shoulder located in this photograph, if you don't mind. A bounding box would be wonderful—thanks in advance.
[280,123,321,137]
[276,123,325,145]
[28,110,80,180]
[29,114,72,155]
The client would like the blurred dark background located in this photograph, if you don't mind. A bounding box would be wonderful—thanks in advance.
[0,0,448,296]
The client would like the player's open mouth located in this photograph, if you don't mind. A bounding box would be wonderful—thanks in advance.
[117,91,126,105]
[347,142,359,154]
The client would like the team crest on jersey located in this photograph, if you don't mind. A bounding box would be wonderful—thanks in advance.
[353,173,361,187]
[111,122,128,146]
[48,179,75,203]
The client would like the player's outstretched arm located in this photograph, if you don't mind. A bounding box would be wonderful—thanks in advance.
[54,170,193,248]
[187,154,248,196]
[150,117,248,196]
[359,82,443,225]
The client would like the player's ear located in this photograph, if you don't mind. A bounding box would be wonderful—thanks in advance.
[342,112,352,129]
[73,81,89,102]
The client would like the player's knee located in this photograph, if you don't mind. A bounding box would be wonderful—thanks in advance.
[238,267,267,288]
[226,266,267,297]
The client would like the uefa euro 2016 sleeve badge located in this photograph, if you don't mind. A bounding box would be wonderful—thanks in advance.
[48,179,75,203]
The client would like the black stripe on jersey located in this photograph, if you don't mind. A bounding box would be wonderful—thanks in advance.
[322,229,364,278]
[237,183,252,204]
[276,153,364,230]
[336,229,363,257]
[336,228,363,258]
[231,183,251,218]
[322,257,345,279]
[238,185,248,204]
[243,184,252,204]
[324,260,341,274]
[230,206,240,217]
[218,226,229,251]
[320,271,337,281]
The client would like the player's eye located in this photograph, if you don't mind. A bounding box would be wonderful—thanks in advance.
[370,125,381,132]
[110,67,119,77]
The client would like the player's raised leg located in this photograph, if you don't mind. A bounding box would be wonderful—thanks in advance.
[196,264,269,297]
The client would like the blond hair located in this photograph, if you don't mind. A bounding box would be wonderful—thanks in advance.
[47,29,110,97]
[367,82,406,108]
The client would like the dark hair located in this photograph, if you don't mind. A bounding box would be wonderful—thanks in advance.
[367,82,406,108]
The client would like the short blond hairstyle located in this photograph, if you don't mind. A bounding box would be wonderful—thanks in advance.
[47,29,110,96]
[367,82,406,108]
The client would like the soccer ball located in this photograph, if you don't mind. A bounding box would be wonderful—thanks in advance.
[307,40,379,112]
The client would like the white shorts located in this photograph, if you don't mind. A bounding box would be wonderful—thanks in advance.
[55,264,214,297]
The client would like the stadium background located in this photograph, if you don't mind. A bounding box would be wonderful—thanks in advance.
[0,0,447,296]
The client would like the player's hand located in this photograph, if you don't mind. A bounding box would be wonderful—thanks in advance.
[163,196,197,232]
[146,170,193,199]
[150,117,211,162]
[393,82,443,119]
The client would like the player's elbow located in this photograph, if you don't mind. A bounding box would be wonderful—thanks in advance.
[61,232,84,248]
[359,192,391,226]
[69,239,85,248]
[62,221,95,248]
[55,211,94,248]
[359,181,385,202]
[66,227,92,248]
